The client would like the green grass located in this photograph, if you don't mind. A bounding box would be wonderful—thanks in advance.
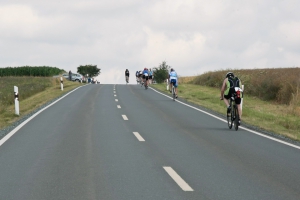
[0,76,83,129]
[152,83,300,141]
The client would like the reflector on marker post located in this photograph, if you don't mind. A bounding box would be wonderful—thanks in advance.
[14,86,19,116]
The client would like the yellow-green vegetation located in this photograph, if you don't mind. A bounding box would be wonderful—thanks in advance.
[178,76,197,84]
[191,68,300,105]
[152,83,300,141]
[0,76,83,130]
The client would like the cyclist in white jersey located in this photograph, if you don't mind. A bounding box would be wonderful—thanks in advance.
[169,68,178,98]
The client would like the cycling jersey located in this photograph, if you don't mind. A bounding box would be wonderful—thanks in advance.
[169,71,177,80]
[143,70,149,76]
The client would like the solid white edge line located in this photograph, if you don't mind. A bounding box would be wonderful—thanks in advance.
[133,132,145,141]
[117,105,121,108]
[163,167,194,191]
[122,115,128,120]
[150,87,300,150]
[0,85,87,147]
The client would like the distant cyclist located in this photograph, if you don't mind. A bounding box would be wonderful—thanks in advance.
[139,70,143,85]
[142,68,149,88]
[220,72,243,125]
[135,71,139,84]
[149,68,153,84]
[169,68,178,98]
[125,69,130,83]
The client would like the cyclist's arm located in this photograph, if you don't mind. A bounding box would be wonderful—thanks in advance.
[220,78,227,99]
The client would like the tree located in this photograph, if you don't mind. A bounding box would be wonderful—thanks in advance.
[77,65,101,77]
[153,61,171,83]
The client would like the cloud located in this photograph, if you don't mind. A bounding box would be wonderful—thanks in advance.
[0,0,299,83]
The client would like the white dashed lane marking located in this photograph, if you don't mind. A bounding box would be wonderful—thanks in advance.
[114,95,117,97]
[117,105,121,108]
[122,115,128,120]
[163,167,194,191]
[133,132,145,141]
[115,99,118,102]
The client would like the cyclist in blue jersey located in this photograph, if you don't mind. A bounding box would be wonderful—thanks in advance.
[169,68,178,98]
[142,68,149,88]
[149,68,153,84]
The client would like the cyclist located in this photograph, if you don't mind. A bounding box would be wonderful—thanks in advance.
[220,72,243,125]
[135,71,139,83]
[169,68,178,98]
[139,70,143,85]
[149,68,153,84]
[142,68,149,88]
[125,69,130,83]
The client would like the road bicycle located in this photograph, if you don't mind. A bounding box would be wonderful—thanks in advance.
[125,76,129,84]
[227,90,242,131]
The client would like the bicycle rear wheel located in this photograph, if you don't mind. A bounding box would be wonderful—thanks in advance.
[172,86,175,101]
[234,105,239,131]
[227,101,233,129]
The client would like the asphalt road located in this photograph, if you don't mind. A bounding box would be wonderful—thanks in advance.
[0,84,299,200]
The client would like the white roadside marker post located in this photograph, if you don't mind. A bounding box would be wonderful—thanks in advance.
[60,77,63,91]
[241,85,244,111]
[166,79,169,90]
[14,86,19,116]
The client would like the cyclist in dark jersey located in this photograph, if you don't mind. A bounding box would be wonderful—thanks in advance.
[220,72,243,125]
[125,69,130,83]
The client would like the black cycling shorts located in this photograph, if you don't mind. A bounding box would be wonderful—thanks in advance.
[143,75,149,80]
[224,93,241,104]
[149,75,152,79]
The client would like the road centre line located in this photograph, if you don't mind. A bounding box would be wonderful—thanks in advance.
[163,167,194,191]
[122,115,128,120]
[150,87,300,150]
[0,85,88,147]
[117,105,121,108]
[115,99,118,102]
[114,95,117,97]
[133,132,145,141]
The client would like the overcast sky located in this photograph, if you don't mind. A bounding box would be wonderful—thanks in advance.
[1,0,299,84]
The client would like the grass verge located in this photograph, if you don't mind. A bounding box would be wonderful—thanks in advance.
[0,77,83,130]
[151,83,300,141]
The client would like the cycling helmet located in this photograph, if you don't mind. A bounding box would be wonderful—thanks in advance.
[170,68,174,72]
[225,72,234,78]
[144,68,146,70]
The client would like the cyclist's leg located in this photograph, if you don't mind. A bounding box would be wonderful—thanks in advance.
[223,94,231,113]
[174,80,178,97]
[236,98,242,120]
